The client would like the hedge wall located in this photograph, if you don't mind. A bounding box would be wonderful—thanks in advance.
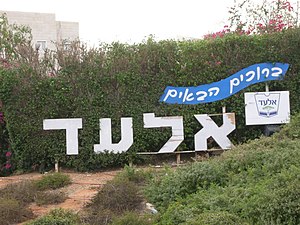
[1,29,300,171]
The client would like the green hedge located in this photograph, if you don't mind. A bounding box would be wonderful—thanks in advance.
[1,28,300,171]
[145,114,300,225]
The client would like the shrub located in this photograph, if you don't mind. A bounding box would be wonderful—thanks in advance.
[34,173,71,191]
[2,22,300,173]
[144,160,227,209]
[243,166,300,225]
[34,190,67,206]
[111,211,154,225]
[89,177,143,213]
[79,208,114,225]
[116,165,154,185]
[145,114,300,224]
[0,181,37,205]
[186,211,247,225]
[25,208,80,225]
[158,164,300,225]
[276,113,300,139]
[0,197,34,225]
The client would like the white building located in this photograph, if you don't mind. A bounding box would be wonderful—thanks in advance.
[0,10,79,53]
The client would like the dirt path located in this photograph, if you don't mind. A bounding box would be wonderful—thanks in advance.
[0,172,44,188]
[0,170,120,223]
[29,171,119,216]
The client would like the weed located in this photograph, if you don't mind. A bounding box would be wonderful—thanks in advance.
[0,181,37,205]
[34,190,67,206]
[80,208,114,225]
[34,172,71,190]
[0,197,34,225]
[117,165,154,184]
[90,177,143,213]
[111,211,155,225]
[25,208,80,225]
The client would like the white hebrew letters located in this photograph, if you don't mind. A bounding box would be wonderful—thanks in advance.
[143,113,184,153]
[43,118,82,155]
[43,113,236,155]
[94,118,133,153]
[194,113,235,151]
[208,87,220,96]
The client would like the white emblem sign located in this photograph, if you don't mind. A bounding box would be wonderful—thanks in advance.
[245,91,290,125]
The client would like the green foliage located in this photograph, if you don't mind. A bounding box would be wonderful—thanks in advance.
[34,173,71,191]
[116,165,154,184]
[276,113,300,139]
[82,169,146,224]
[25,208,80,225]
[111,211,154,225]
[145,114,300,224]
[145,160,228,209]
[0,114,11,177]
[0,13,33,61]
[1,12,300,172]
[186,211,248,225]
[0,197,34,225]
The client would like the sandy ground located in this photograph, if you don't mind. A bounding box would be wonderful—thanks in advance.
[0,170,120,223]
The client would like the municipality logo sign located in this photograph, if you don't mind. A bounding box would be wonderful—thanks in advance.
[254,93,280,118]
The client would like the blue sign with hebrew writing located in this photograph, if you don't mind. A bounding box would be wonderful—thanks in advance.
[160,63,289,104]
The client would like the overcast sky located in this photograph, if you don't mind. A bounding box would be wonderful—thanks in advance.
[0,0,287,46]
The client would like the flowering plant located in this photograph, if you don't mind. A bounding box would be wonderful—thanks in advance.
[204,0,298,39]
[0,111,11,176]
[1,149,12,175]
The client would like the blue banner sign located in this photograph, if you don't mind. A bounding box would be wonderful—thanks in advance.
[160,63,289,104]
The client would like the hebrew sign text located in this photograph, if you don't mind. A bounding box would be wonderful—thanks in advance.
[43,113,235,155]
[160,63,289,104]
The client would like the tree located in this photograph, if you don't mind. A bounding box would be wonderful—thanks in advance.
[0,13,33,62]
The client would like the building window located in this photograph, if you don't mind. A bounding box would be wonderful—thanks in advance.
[63,41,71,51]
[35,40,47,54]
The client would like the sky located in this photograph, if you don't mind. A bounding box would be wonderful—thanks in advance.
[0,0,259,46]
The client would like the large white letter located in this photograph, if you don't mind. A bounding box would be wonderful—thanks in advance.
[94,117,133,154]
[43,118,82,155]
[143,113,184,153]
[194,113,235,151]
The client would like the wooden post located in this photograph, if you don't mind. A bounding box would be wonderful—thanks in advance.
[176,153,181,164]
[222,106,226,114]
[55,160,59,173]
[265,83,269,92]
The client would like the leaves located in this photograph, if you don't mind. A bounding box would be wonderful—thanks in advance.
[0,12,300,172]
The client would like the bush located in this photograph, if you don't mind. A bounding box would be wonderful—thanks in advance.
[79,208,114,225]
[116,165,154,185]
[2,21,300,172]
[186,211,247,225]
[276,113,300,139]
[0,181,37,205]
[145,160,227,209]
[89,177,143,213]
[111,211,154,225]
[34,190,67,206]
[25,208,80,225]
[82,172,145,224]
[34,173,71,191]
[0,197,34,225]
[145,114,300,224]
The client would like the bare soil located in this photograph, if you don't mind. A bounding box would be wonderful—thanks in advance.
[0,170,120,223]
